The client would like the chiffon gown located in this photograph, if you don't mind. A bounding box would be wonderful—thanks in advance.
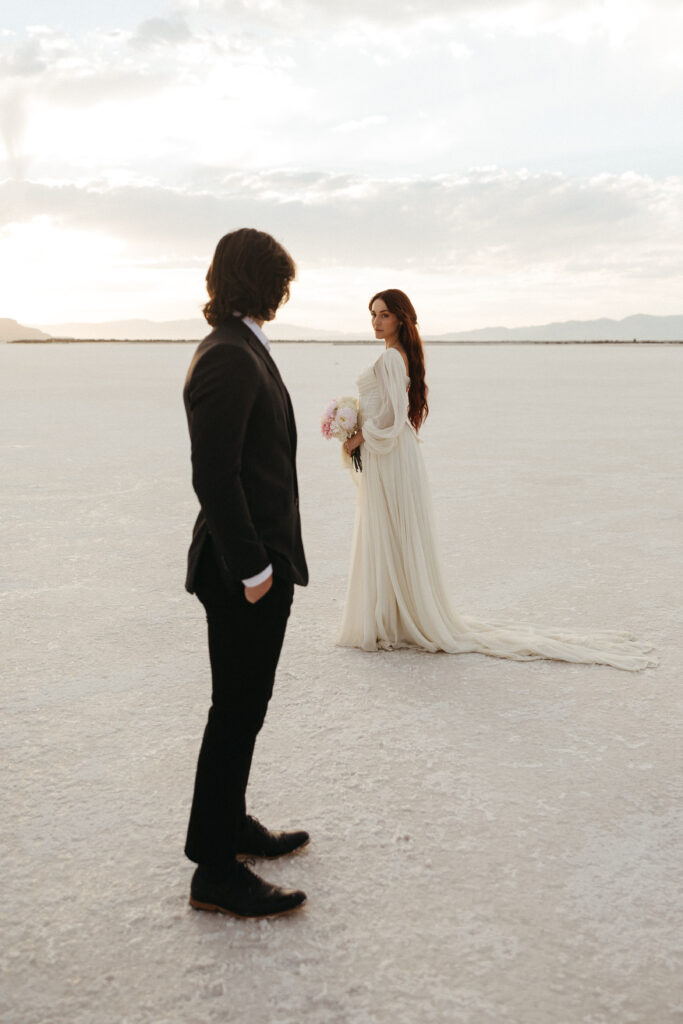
[337,347,655,671]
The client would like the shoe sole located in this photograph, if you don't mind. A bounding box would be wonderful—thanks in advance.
[236,837,311,860]
[189,897,306,919]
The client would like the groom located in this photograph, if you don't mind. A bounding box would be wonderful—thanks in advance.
[183,228,309,918]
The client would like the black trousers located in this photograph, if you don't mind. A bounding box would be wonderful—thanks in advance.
[185,545,294,866]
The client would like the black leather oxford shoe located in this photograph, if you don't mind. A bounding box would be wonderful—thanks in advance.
[237,814,310,858]
[189,861,306,918]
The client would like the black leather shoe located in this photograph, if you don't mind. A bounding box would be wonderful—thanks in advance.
[189,862,306,918]
[237,815,310,858]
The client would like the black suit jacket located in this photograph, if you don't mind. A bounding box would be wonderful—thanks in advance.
[184,318,308,592]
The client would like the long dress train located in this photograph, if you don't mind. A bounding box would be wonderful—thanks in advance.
[337,347,655,671]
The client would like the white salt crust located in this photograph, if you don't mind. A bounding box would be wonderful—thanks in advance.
[1,341,680,1024]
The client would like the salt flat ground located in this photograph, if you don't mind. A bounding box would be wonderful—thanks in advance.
[1,342,681,1024]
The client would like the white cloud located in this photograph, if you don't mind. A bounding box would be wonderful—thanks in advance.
[177,0,680,36]
[0,25,178,102]
[1,169,681,327]
[24,168,670,272]
[334,115,388,134]
[1,4,681,183]
[129,17,193,49]
[0,88,28,179]
[1,0,681,328]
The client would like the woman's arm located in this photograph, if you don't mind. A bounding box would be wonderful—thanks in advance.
[343,429,364,455]
[360,348,409,455]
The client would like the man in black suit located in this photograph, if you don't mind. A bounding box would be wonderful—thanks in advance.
[183,228,309,918]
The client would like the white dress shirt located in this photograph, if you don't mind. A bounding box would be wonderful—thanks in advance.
[239,315,274,588]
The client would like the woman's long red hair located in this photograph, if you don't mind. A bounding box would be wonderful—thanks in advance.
[369,289,428,432]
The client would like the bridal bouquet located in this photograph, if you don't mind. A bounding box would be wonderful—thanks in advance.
[321,396,362,472]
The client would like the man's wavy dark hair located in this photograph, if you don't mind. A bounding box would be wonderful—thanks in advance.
[203,228,296,327]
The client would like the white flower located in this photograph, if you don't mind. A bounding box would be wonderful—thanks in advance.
[334,404,358,434]
[321,395,359,442]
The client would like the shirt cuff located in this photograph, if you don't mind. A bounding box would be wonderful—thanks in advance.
[242,564,273,588]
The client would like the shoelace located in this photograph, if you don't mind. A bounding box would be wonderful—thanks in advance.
[235,856,259,892]
[244,815,268,838]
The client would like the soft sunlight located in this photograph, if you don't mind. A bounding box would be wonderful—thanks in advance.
[1,0,682,331]
[3,7,681,1020]
[0,216,204,324]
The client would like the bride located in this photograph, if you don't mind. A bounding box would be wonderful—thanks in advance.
[338,288,654,671]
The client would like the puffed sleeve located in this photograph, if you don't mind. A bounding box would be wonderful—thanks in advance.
[361,347,410,456]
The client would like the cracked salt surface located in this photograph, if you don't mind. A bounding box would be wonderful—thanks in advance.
[1,342,681,1024]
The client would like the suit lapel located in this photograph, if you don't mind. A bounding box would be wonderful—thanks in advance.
[237,322,298,461]
[238,321,284,387]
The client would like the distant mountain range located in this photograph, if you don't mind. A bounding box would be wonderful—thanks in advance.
[0,318,50,342]
[0,316,359,342]
[432,314,683,342]
[2,313,683,342]
[37,318,366,342]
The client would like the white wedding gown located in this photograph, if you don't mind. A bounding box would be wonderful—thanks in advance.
[337,347,655,671]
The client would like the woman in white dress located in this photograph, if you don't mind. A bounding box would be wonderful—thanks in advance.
[338,289,654,671]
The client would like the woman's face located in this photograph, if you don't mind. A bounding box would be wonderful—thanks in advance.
[370,299,400,344]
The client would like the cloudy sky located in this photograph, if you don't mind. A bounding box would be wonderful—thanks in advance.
[1,0,682,333]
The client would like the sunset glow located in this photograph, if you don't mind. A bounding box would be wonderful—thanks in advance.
[1,1,682,333]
